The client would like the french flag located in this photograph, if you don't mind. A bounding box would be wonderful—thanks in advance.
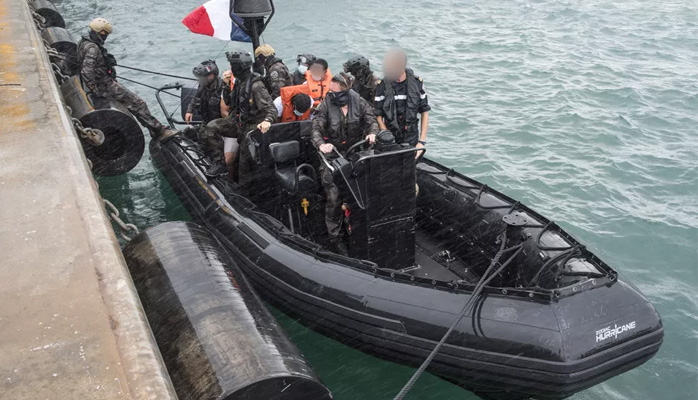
[182,0,251,42]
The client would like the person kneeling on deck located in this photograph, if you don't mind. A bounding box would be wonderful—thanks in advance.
[77,18,175,138]
[273,85,314,122]
[311,72,379,255]
[374,48,430,154]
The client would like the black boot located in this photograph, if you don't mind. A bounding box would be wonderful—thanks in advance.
[205,163,227,177]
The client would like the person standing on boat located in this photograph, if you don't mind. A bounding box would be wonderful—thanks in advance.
[311,72,379,255]
[220,51,277,185]
[77,18,176,139]
[183,60,230,175]
[185,60,224,125]
[305,59,333,108]
[343,55,379,105]
[374,48,430,152]
[254,44,293,100]
[292,53,316,85]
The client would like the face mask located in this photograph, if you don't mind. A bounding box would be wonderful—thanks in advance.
[293,109,305,117]
[328,90,350,107]
[99,33,109,43]
[231,65,251,79]
[298,65,308,74]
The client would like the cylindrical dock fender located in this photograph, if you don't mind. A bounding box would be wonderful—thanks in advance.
[60,76,144,176]
[122,222,333,400]
[41,26,79,77]
[32,0,65,28]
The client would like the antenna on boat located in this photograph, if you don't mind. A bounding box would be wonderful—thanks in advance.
[229,0,275,54]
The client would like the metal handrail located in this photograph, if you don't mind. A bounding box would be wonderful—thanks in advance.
[155,83,203,129]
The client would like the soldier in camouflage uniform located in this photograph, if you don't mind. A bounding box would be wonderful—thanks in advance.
[183,60,227,176]
[200,51,277,181]
[77,18,173,138]
[254,44,293,100]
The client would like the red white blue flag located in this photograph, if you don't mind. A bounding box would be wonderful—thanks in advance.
[182,0,251,42]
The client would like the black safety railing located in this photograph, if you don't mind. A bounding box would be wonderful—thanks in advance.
[155,83,203,129]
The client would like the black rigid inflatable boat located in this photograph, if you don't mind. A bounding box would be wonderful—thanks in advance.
[150,120,663,400]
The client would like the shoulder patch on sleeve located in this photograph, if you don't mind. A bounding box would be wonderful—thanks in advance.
[270,70,279,79]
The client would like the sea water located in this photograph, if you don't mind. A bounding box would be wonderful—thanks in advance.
[58,0,698,398]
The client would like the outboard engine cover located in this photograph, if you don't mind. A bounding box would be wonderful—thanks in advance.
[60,76,144,176]
[32,0,65,28]
[41,27,79,77]
[338,144,417,270]
[123,222,333,400]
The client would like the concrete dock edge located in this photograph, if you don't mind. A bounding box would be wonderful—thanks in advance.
[0,0,177,398]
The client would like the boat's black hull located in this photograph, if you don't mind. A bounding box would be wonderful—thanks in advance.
[150,135,663,400]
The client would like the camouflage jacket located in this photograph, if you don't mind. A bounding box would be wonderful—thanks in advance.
[77,34,116,93]
[263,58,292,99]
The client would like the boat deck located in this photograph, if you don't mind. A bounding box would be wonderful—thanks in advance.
[406,231,479,283]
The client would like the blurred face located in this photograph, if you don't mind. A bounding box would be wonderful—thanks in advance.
[383,53,405,81]
[309,63,325,81]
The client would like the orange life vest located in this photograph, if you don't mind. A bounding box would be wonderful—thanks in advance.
[279,84,312,122]
[305,68,333,106]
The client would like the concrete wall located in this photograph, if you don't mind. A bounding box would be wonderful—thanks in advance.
[0,0,177,398]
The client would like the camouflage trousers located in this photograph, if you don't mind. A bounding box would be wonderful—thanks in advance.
[200,118,240,167]
[98,81,165,134]
[320,166,342,240]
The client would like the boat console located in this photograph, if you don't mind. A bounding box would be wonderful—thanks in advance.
[321,132,422,270]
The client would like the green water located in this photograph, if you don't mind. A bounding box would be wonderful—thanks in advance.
[58,0,697,398]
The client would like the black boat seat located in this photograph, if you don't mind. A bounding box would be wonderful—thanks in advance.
[269,141,316,194]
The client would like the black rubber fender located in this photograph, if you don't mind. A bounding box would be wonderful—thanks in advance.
[32,0,65,28]
[41,27,79,76]
[60,76,144,176]
[122,222,334,400]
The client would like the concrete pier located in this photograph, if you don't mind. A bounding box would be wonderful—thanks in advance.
[0,0,177,398]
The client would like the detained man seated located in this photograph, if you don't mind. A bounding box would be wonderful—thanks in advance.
[273,85,315,122]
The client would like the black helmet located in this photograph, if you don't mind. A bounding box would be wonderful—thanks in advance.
[192,60,219,78]
[296,53,316,65]
[343,55,370,75]
[226,51,254,74]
